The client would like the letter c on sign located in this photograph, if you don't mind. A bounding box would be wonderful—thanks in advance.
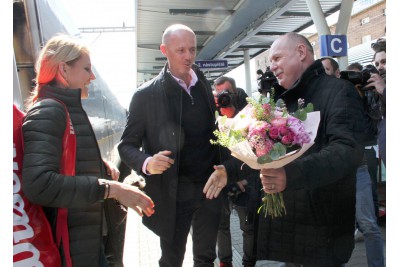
[330,38,342,53]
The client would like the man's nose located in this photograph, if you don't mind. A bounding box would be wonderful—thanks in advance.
[187,50,196,60]
[270,63,277,72]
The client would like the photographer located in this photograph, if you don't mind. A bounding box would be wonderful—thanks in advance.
[257,67,285,101]
[214,76,247,118]
[369,38,386,166]
[213,76,259,267]
[339,62,385,266]
[345,63,380,222]
[347,62,363,72]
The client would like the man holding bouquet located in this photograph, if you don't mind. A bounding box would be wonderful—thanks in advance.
[204,32,367,266]
[256,32,366,266]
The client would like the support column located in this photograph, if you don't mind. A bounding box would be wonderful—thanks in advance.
[335,0,354,71]
[243,49,252,96]
[306,0,330,35]
[306,0,353,72]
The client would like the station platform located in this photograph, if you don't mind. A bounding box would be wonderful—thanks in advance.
[123,208,386,266]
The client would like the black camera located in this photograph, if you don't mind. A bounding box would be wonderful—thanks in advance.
[257,67,278,94]
[340,65,379,91]
[217,90,236,108]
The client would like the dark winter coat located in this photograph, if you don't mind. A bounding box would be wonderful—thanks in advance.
[22,85,126,267]
[118,64,237,242]
[256,60,365,266]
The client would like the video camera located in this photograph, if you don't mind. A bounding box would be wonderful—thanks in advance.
[217,90,237,108]
[257,67,278,94]
[340,64,379,91]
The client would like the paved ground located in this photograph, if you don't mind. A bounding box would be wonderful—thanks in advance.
[123,209,386,266]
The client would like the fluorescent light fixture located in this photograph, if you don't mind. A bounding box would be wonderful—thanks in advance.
[229,41,239,48]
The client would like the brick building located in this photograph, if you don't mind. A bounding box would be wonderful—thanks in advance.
[254,0,386,72]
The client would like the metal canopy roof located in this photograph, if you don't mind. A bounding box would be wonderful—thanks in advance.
[137,0,343,82]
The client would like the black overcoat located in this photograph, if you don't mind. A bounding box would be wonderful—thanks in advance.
[256,60,365,266]
[118,64,237,242]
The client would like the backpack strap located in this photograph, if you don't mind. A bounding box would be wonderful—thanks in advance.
[53,100,76,267]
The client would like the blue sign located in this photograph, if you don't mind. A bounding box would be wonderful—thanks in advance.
[195,60,228,69]
[319,35,347,57]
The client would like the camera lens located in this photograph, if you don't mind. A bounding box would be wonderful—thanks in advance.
[217,91,233,108]
[360,65,379,91]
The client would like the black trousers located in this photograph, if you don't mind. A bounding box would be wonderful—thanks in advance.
[279,263,344,267]
[364,147,379,219]
[235,205,256,266]
[159,182,222,267]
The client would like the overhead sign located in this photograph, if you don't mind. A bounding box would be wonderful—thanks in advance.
[319,35,348,57]
[195,60,228,69]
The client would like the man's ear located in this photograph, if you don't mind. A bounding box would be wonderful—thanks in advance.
[335,69,341,78]
[160,44,167,56]
[297,43,307,61]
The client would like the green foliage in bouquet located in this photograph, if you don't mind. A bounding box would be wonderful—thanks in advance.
[257,142,287,164]
[210,111,245,148]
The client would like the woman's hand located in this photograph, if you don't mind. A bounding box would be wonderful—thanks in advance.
[109,181,155,217]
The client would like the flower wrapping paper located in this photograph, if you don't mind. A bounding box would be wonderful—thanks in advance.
[217,107,320,169]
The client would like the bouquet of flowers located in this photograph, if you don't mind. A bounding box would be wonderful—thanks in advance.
[212,94,320,218]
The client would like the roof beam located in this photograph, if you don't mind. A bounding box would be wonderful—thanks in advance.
[281,11,311,17]
[169,9,234,15]
[194,31,216,35]
[78,26,135,33]
[138,45,203,50]
[255,31,286,36]
[238,45,270,49]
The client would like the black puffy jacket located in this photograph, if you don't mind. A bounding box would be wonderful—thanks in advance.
[22,85,125,267]
[256,60,365,266]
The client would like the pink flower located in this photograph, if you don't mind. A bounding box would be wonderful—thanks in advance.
[271,117,287,128]
[279,126,288,136]
[287,116,310,145]
[249,135,274,157]
[262,103,271,116]
[281,131,294,145]
[287,116,303,132]
[268,126,280,139]
[248,121,270,138]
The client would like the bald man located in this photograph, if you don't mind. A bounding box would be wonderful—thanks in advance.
[321,56,340,78]
[119,24,238,267]
[230,32,369,267]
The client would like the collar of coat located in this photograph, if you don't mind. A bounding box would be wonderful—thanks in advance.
[280,60,326,98]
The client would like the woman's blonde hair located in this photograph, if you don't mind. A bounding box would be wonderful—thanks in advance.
[30,34,90,104]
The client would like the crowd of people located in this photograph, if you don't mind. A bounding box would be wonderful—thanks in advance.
[18,23,386,267]
[320,39,386,267]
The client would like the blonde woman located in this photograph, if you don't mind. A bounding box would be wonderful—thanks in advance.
[22,35,154,267]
